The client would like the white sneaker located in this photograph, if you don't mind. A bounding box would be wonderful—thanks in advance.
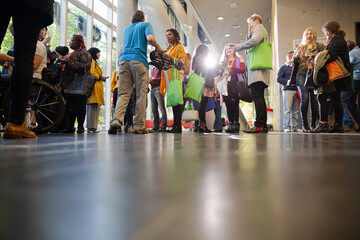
[293,129,303,132]
[284,129,291,132]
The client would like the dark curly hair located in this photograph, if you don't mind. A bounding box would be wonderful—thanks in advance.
[166,28,181,44]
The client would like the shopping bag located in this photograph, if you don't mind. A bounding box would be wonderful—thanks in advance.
[166,69,183,107]
[182,102,199,121]
[248,28,272,70]
[184,71,205,102]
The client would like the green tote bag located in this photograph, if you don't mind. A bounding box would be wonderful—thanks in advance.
[248,28,272,70]
[184,71,205,103]
[166,68,184,107]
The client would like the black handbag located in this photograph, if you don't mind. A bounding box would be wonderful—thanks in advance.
[64,73,96,97]
[304,67,315,89]
[238,73,253,103]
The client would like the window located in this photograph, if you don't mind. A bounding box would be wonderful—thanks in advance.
[67,2,88,46]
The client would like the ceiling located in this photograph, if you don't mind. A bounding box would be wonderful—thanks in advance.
[185,0,272,54]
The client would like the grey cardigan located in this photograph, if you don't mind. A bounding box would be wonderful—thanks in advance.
[236,24,270,87]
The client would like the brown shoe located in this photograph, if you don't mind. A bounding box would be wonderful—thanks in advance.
[3,122,36,139]
[344,125,357,133]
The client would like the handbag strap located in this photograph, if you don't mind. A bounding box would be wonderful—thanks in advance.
[262,27,267,43]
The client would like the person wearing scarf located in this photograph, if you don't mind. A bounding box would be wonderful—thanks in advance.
[86,47,108,133]
[59,34,92,134]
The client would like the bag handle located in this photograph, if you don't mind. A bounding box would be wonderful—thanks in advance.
[262,27,267,43]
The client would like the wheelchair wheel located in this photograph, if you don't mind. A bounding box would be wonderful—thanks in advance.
[3,79,65,134]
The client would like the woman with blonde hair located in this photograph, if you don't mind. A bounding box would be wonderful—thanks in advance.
[219,44,246,133]
[293,27,325,132]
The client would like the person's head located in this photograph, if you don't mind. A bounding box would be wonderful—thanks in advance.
[247,13,262,28]
[55,46,69,57]
[131,10,145,24]
[301,27,317,45]
[166,28,180,45]
[69,35,85,50]
[347,40,356,51]
[220,43,238,64]
[8,23,14,36]
[322,21,346,42]
[192,44,209,69]
[39,27,47,41]
[88,47,101,60]
[286,51,294,63]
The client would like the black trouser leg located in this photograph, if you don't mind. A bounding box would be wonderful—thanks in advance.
[249,82,267,127]
[199,96,209,123]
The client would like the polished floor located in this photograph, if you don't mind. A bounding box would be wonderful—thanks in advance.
[1,130,360,240]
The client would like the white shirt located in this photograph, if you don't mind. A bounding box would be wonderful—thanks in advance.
[33,41,47,79]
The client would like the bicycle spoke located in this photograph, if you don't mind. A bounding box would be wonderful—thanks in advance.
[39,92,54,105]
[38,110,54,124]
[39,107,59,114]
[35,85,43,103]
[39,101,59,107]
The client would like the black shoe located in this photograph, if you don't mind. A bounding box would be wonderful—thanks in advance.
[232,123,240,133]
[244,126,268,133]
[193,128,199,133]
[225,123,234,133]
[213,129,223,133]
[108,124,119,134]
[199,125,211,133]
[77,127,84,134]
[310,123,329,133]
[157,128,167,132]
[61,127,75,133]
[329,123,344,133]
[167,126,182,133]
[302,123,311,133]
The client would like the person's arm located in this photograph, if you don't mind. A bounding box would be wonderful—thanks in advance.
[33,55,43,70]
[147,34,163,52]
[230,57,246,74]
[327,35,346,62]
[111,71,117,92]
[236,25,265,52]
[276,65,288,86]
[90,60,101,80]
[0,53,14,63]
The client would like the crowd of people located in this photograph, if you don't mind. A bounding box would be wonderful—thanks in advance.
[0,1,359,138]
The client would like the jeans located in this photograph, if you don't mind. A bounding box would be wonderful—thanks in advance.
[341,80,360,127]
[0,3,44,125]
[151,86,167,129]
[111,60,149,131]
[296,71,318,126]
[249,81,267,127]
[213,98,223,130]
[283,90,300,130]
[318,91,343,123]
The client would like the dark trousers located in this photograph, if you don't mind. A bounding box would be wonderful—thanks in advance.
[223,79,240,123]
[318,91,343,124]
[172,104,183,128]
[199,96,209,123]
[64,95,87,130]
[113,88,135,126]
[0,4,43,125]
[249,81,267,127]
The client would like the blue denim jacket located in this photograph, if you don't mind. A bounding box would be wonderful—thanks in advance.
[349,46,360,80]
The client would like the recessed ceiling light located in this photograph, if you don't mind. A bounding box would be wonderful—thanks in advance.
[225,34,230,37]
[230,3,237,9]
[217,17,224,20]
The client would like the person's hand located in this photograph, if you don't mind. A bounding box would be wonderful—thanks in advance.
[42,36,51,45]
[102,76,109,82]
[149,77,153,83]
[59,58,69,64]
[248,23,255,35]
[156,46,164,52]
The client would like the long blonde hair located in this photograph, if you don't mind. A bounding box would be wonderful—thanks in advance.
[301,27,317,45]
[220,44,239,65]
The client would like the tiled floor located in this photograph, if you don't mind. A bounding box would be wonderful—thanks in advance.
[1,131,360,240]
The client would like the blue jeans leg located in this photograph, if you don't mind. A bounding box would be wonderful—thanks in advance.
[213,99,223,130]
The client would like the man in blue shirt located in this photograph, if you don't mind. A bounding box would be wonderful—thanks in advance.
[108,10,163,134]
